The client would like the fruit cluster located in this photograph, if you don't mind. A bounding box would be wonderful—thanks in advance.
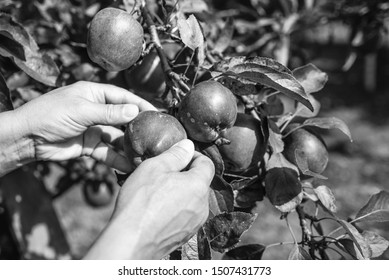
[86,7,330,179]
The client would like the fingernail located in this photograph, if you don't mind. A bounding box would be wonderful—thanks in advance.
[172,139,194,154]
[124,104,139,118]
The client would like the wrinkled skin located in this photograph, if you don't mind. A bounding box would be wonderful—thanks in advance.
[219,113,266,173]
[124,111,187,166]
[124,43,181,100]
[283,124,329,174]
[178,81,237,143]
[87,8,143,72]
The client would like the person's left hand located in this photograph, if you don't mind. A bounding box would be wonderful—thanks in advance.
[13,81,156,172]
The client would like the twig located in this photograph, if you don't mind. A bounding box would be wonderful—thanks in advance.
[296,205,312,242]
[141,2,190,97]
[285,216,297,244]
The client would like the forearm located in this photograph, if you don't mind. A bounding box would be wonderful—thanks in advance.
[0,110,35,177]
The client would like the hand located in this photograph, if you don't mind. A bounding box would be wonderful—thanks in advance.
[85,139,215,259]
[13,81,156,173]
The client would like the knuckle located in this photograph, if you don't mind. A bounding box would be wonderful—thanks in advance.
[105,104,116,123]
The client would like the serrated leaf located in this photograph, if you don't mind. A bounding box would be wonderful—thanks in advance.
[222,244,265,260]
[302,117,352,142]
[209,176,234,216]
[214,18,234,53]
[197,227,211,260]
[314,185,336,212]
[213,57,313,111]
[203,212,257,253]
[217,75,258,96]
[0,71,13,112]
[288,244,312,260]
[214,57,292,74]
[265,153,302,212]
[362,231,389,258]
[0,13,59,86]
[292,64,328,94]
[177,13,204,51]
[295,149,328,180]
[353,191,389,224]
[181,234,198,260]
[197,142,224,176]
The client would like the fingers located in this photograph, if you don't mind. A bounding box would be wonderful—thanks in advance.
[148,139,195,172]
[83,82,157,111]
[83,126,131,172]
[90,142,132,173]
[185,151,215,186]
[84,103,139,126]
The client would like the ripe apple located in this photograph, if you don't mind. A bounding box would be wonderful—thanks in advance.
[219,113,266,173]
[283,124,329,174]
[124,111,187,166]
[177,81,237,143]
[87,7,144,72]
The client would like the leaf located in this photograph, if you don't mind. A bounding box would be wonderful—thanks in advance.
[222,244,265,260]
[234,183,264,209]
[0,31,25,61]
[197,227,211,260]
[292,64,328,94]
[209,176,234,216]
[295,149,328,180]
[265,153,302,212]
[302,117,352,142]
[362,231,389,258]
[0,13,59,86]
[230,177,258,191]
[214,18,234,54]
[337,238,360,260]
[338,220,371,259]
[353,191,389,224]
[177,13,204,51]
[0,71,13,112]
[181,234,198,260]
[197,142,224,176]
[314,185,337,212]
[288,244,312,260]
[294,94,321,118]
[213,57,313,111]
[203,212,257,253]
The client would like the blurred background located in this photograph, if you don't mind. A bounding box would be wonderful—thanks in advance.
[1,0,389,259]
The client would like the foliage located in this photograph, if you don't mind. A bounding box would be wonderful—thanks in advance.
[1,0,388,260]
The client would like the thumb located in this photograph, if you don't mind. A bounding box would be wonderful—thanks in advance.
[84,103,139,126]
[153,139,195,172]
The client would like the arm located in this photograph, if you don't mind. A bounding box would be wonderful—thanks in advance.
[84,140,215,259]
[0,81,156,177]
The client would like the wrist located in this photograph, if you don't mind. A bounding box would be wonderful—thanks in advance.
[84,212,156,260]
[0,109,35,177]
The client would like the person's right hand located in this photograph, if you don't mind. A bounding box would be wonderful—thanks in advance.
[85,139,215,260]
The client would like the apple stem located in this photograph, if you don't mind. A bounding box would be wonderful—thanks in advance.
[141,3,190,97]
